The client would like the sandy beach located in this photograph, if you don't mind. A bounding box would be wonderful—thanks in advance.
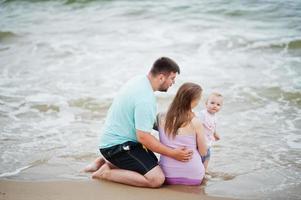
[0,179,234,200]
[1,0,300,199]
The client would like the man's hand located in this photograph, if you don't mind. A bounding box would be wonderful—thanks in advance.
[171,147,193,162]
[136,130,193,162]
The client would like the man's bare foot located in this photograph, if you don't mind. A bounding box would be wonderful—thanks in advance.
[92,163,110,179]
[82,157,105,173]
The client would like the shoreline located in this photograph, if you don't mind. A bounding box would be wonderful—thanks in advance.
[0,179,234,200]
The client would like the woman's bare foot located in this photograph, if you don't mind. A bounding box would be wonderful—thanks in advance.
[82,157,105,173]
[92,163,110,179]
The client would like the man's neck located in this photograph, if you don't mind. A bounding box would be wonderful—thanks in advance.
[147,74,158,91]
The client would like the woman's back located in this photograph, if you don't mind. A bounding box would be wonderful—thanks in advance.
[158,115,205,185]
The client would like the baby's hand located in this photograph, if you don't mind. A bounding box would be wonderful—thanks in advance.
[214,132,220,141]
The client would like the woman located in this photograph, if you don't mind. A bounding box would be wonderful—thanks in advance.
[157,82,207,185]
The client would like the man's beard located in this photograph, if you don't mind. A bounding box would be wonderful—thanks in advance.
[158,88,168,92]
[158,83,168,92]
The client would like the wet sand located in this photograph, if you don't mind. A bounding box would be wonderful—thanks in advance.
[0,179,234,200]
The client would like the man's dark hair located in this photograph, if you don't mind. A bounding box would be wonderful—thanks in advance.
[150,57,180,76]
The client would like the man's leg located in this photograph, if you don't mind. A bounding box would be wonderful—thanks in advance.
[94,142,165,187]
[92,164,165,188]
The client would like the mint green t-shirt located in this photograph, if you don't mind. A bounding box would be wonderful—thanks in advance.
[99,76,157,148]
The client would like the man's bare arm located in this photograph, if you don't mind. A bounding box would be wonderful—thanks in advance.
[136,130,192,162]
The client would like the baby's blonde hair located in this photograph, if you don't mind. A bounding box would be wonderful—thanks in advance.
[206,92,223,103]
[209,92,223,98]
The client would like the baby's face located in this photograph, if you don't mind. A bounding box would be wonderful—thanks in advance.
[206,95,223,114]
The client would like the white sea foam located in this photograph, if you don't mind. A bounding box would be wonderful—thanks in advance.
[0,165,31,178]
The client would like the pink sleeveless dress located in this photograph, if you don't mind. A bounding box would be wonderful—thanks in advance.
[158,127,205,185]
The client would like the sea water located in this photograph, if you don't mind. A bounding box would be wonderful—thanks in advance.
[0,0,300,199]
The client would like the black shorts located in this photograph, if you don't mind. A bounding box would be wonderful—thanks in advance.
[100,141,158,175]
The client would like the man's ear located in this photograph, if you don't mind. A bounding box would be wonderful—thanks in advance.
[158,73,166,82]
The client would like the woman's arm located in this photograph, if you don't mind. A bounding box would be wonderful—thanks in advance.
[192,118,207,156]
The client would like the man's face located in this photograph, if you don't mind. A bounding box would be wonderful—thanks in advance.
[158,72,177,92]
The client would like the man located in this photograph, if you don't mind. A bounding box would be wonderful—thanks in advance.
[84,57,193,187]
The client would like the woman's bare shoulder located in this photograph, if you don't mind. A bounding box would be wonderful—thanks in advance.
[191,116,203,129]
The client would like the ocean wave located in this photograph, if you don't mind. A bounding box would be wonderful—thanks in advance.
[287,39,301,49]
[0,165,31,178]
[68,97,111,112]
[28,97,111,113]
[0,31,17,42]
[59,152,98,161]
[31,104,60,112]
[242,86,301,106]
[1,0,50,3]
[1,0,101,5]
[210,36,301,52]
[0,158,50,178]
[64,0,103,5]
[208,171,237,181]
[242,37,301,51]
[256,86,301,106]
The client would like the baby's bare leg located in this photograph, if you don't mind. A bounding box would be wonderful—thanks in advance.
[203,159,209,173]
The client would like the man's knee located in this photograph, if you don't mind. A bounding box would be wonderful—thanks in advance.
[145,167,165,188]
[147,173,165,188]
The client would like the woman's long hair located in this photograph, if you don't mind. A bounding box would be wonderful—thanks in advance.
[164,82,202,138]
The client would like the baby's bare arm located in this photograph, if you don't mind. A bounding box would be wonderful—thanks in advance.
[214,132,220,141]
